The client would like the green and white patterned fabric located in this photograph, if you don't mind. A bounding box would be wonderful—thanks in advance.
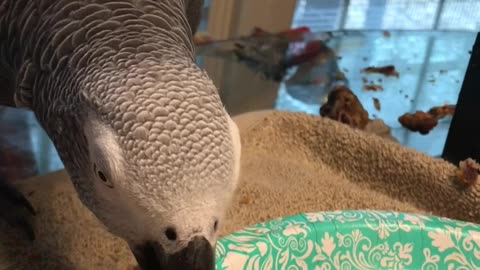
[215,210,480,270]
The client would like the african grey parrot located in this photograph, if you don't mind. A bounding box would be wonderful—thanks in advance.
[0,0,242,269]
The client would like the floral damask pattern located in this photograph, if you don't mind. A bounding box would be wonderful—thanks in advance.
[215,210,480,270]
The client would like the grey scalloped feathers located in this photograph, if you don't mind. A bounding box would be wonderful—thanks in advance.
[0,1,242,269]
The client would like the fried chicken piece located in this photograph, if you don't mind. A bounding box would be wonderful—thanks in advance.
[320,86,370,129]
[428,104,455,119]
[455,158,479,187]
[398,111,438,135]
[361,65,399,78]
[398,104,455,135]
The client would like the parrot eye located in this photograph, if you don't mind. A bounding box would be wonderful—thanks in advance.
[93,163,114,188]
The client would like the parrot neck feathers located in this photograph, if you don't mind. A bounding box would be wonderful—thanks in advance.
[227,116,242,193]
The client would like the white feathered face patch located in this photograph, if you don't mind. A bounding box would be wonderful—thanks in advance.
[78,106,241,270]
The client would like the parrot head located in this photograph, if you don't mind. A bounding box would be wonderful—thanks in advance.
[16,0,237,268]
[56,63,242,270]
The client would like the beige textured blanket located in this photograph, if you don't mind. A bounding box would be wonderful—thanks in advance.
[1,110,479,270]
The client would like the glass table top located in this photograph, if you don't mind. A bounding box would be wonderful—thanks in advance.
[199,29,476,157]
[0,29,476,183]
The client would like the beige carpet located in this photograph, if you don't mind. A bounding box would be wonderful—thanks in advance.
[1,110,479,270]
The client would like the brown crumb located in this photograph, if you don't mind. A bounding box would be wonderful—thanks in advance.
[361,65,399,78]
[320,85,369,129]
[455,158,480,187]
[383,31,391,37]
[373,98,381,111]
[398,111,438,135]
[428,104,455,119]
[239,195,253,205]
[362,77,368,83]
[363,84,383,91]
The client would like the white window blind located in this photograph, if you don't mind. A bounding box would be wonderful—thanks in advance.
[291,0,480,31]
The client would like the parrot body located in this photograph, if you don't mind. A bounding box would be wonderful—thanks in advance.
[0,1,242,269]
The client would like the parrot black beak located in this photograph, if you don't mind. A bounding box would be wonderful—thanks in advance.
[130,236,215,270]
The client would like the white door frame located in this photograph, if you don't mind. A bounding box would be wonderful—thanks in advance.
[204,0,298,115]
